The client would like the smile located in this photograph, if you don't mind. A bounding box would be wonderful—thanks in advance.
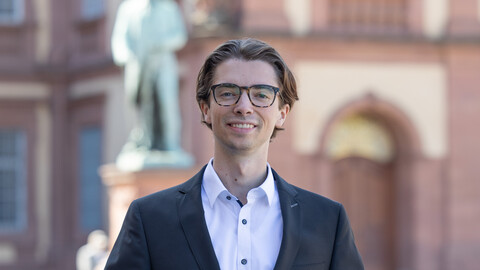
[230,123,255,129]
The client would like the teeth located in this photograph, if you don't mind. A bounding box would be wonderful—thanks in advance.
[231,123,254,129]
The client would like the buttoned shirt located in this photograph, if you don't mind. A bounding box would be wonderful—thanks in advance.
[201,159,283,270]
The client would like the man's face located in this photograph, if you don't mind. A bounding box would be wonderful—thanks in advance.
[200,59,289,154]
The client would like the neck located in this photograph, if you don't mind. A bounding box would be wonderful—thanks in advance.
[212,147,269,205]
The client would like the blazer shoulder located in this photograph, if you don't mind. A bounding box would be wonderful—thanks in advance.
[273,169,343,212]
[292,184,342,209]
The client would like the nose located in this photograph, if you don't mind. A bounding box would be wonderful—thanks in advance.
[233,91,253,115]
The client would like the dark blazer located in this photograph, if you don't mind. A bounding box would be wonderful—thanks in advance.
[105,166,364,270]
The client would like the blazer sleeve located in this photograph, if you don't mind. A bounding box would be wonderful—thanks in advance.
[105,200,151,269]
[330,204,364,270]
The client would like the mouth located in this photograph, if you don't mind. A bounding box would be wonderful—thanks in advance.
[228,123,256,129]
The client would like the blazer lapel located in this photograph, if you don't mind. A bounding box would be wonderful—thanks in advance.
[177,167,220,270]
[273,170,302,270]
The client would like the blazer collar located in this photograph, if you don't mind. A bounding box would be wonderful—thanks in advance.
[176,166,301,270]
[272,169,302,270]
[177,166,221,270]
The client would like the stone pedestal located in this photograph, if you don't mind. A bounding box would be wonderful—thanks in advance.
[100,164,201,248]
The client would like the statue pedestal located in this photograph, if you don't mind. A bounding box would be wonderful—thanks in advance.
[100,164,201,248]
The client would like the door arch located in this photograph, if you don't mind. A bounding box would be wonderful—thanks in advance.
[319,94,422,270]
[328,113,395,270]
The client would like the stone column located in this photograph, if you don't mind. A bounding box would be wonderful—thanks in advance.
[100,165,201,248]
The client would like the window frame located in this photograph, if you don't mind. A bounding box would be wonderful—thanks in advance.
[78,126,104,232]
[0,129,27,233]
[0,0,25,25]
[81,0,105,21]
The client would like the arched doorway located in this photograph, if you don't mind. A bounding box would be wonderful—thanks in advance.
[326,113,397,270]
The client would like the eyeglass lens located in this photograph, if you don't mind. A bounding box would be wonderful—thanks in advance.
[214,84,276,107]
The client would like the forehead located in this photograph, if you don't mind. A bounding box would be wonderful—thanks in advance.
[213,59,279,86]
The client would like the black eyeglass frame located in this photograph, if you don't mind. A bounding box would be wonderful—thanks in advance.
[210,83,280,108]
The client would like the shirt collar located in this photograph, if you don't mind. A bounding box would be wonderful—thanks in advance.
[203,158,227,208]
[256,162,275,206]
[202,158,276,207]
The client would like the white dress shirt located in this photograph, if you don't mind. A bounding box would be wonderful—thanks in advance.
[201,159,283,270]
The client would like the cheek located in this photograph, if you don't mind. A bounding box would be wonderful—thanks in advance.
[208,111,221,129]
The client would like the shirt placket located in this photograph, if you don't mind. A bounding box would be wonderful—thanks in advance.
[237,199,253,270]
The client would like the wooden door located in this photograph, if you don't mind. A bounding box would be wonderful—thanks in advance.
[332,157,395,270]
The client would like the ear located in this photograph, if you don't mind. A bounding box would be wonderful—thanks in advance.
[200,101,211,124]
[275,104,290,128]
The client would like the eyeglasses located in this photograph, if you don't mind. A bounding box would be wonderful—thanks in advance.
[210,83,280,108]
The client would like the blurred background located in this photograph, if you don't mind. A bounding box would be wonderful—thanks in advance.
[0,0,479,269]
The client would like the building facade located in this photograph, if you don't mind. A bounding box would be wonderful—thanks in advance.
[0,0,479,269]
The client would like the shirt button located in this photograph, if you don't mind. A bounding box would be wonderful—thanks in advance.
[226,195,232,200]
[242,219,247,225]
[241,259,247,265]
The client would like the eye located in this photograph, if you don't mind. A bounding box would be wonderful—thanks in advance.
[219,91,234,97]
[251,87,274,100]
[216,86,239,99]
[254,92,270,99]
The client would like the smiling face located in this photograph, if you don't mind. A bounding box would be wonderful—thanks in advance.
[200,59,290,155]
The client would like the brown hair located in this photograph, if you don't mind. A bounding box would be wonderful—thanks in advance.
[196,38,299,138]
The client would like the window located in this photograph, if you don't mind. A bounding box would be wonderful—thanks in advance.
[0,0,24,25]
[81,0,104,20]
[0,130,27,232]
[329,0,407,33]
[78,127,104,231]
[186,0,241,33]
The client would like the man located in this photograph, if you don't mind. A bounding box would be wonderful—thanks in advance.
[76,230,108,270]
[105,38,364,270]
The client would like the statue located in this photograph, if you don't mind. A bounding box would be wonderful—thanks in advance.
[112,0,194,170]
